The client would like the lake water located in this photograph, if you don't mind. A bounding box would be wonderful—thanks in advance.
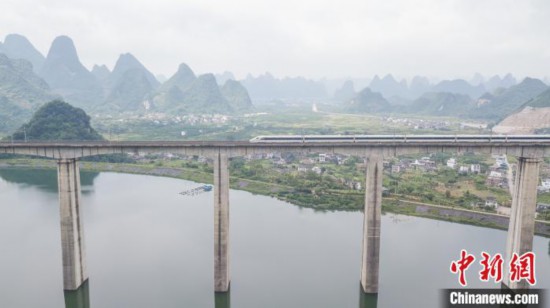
[0,168,548,308]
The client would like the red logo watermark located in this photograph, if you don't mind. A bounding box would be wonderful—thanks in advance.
[479,252,503,283]
[450,250,475,286]
[450,250,536,287]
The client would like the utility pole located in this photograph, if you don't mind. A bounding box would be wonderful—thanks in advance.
[23,127,27,143]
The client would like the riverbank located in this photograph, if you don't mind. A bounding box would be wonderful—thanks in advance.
[383,198,550,237]
[1,158,549,237]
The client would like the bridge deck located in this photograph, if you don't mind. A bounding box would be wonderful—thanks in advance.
[1,135,550,159]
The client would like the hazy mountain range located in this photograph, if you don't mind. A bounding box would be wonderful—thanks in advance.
[344,77,550,122]
[1,33,549,133]
[0,54,58,131]
[0,33,254,130]
[241,72,328,101]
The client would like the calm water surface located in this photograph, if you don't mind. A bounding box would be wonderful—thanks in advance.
[0,168,548,308]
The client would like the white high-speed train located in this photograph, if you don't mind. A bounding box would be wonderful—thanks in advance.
[249,135,550,143]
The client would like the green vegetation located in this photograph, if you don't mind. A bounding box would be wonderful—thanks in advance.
[221,79,254,112]
[100,69,155,111]
[474,77,548,120]
[0,54,57,131]
[92,109,484,142]
[539,193,550,204]
[345,88,390,113]
[9,100,103,141]
[2,154,549,232]
[406,92,474,117]
[522,88,550,108]
[153,73,243,114]
[382,200,505,231]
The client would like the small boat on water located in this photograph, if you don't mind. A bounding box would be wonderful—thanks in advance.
[180,184,213,196]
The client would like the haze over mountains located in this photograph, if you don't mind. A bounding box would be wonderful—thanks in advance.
[0,33,549,133]
[0,53,58,131]
[0,33,254,130]
[0,34,45,73]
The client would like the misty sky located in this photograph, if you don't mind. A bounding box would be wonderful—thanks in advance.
[1,0,549,80]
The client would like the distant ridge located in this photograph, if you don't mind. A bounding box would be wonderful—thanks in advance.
[180,73,232,113]
[3,32,550,125]
[241,73,327,101]
[369,74,407,98]
[97,53,160,111]
[221,79,253,112]
[0,34,45,73]
[152,65,251,113]
[159,63,196,93]
[39,36,103,108]
[91,64,111,84]
[345,88,390,113]
[333,80,356,102]
[472,77,548,120]
[0,54,57,131]
[431,79,485,99]
[407,92,474,116]
[108,53,159,90]
[100,69,155,111]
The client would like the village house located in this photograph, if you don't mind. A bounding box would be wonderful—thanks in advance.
[485,197,499,208]
[311,166,323,175]
[408,158,437,172]
[299,157,316,165]
[391,165,402,174]
[537,203,550,213]
[540,179,550,191]
[198,156,209,164]
[486,170,507,188]
[446,158,457,169]
[245,153,265,161]
[494,155,507,167]
[411,159,424,168]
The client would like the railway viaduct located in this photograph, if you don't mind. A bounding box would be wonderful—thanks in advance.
[1,137,550,293]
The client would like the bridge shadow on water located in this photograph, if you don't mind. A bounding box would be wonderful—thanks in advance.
[215,291,231,308]
[64,281,90,308]
[61,286,377,308]
[359,286,378,308]
[212,287,377,308]
[0,168,99,193]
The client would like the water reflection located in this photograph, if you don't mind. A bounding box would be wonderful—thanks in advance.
[64,281,90,308]
[1,171,549,308]
[215,291,231,308]
[0,168,98,193]
[358,286,378,308]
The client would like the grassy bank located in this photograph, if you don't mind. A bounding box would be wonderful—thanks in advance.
[1,158,548,237]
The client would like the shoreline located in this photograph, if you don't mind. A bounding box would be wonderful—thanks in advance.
[1,159,549,237]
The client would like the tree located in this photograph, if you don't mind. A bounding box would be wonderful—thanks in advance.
[10,100,103,141]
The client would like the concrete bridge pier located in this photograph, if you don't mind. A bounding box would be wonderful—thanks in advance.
[360,157,383,294]
[214,152,230,292]
[504,157,542,289]
[57,158,88,291]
